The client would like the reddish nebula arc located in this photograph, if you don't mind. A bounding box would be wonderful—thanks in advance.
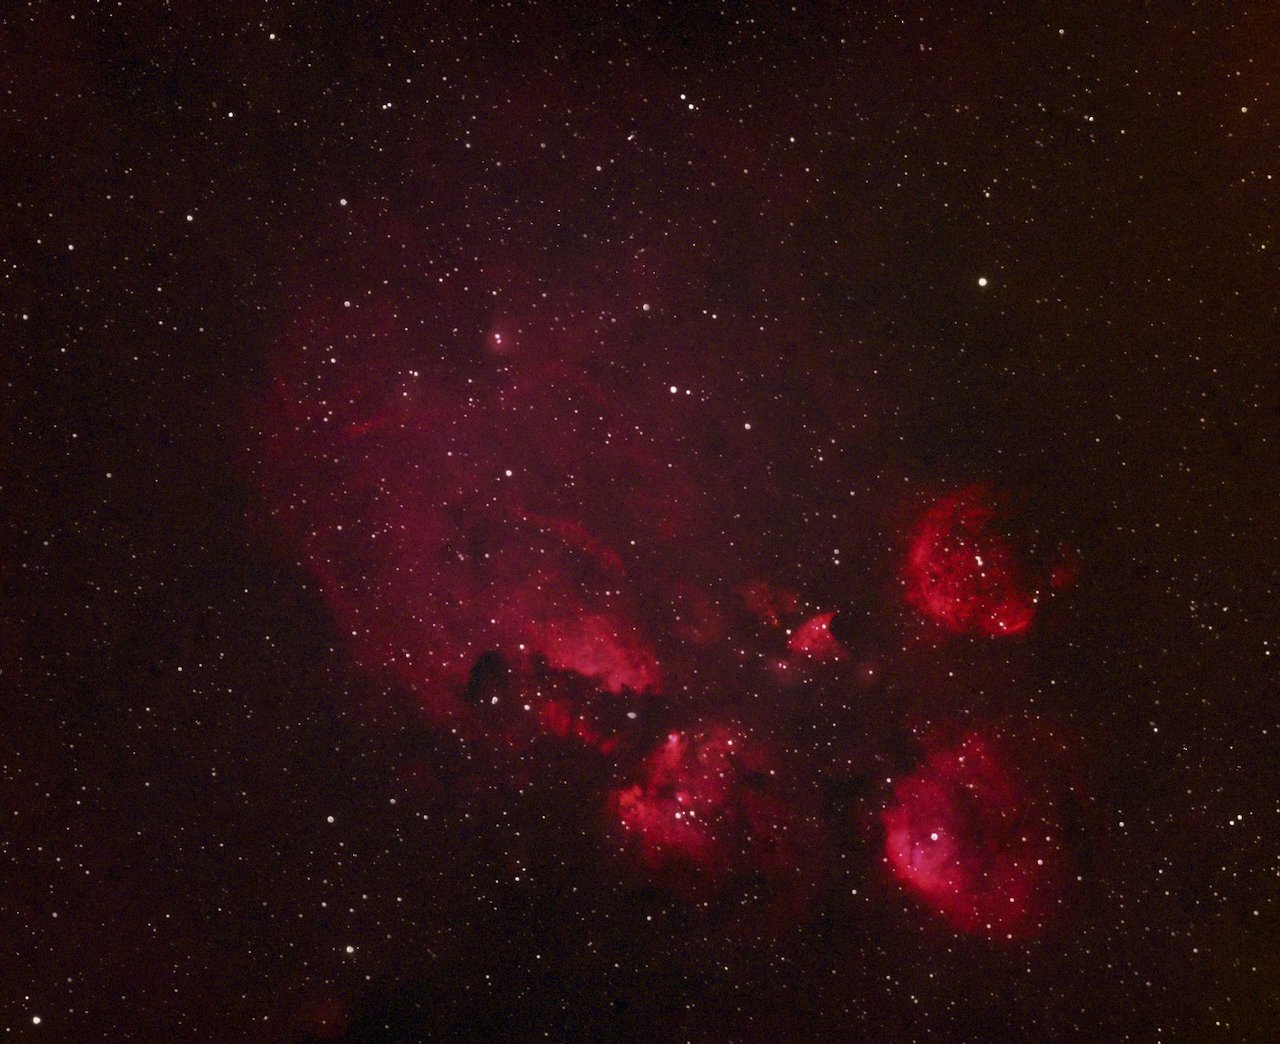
[254,290,690,718]
[903,486,1038,637]
[881,731,1064,938]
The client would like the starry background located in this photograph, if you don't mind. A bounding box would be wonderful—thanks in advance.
[2,2,1278,1041]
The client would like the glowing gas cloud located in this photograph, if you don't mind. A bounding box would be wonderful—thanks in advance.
[255,259,1080,941]
[609,723,821,916]
[904,486,1039,636]
[881,731,1066,938]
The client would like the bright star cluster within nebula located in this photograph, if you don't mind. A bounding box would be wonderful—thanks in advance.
[610,725,814,901]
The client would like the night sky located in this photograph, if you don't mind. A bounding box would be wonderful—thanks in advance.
[3,3,1278,1041]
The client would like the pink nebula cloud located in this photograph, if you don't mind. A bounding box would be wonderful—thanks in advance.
[903,486,1037,636]
[881,731,1065,938]
[609,725,819,908]
[788,610,847,661]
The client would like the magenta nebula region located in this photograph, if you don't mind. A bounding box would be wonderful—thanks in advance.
[788,610,847,661]
[882,732,1065,938]
[904,486,1039,637]
[257,287,701,715]
[255,248,1080,940]
[610,724,816,908]
[613,726,757,879]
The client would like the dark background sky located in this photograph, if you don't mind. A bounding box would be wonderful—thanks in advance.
[1,2,1277,1041]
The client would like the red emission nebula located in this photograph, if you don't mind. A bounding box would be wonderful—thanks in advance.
[904,486,1038,636]
[255,253,1080,941]
[881,731,1067,938]
[611,726,814,895]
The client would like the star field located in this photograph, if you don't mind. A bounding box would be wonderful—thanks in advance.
[1,3,1277,1041]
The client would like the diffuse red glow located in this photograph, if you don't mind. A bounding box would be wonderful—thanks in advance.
[609,725,810,900]
[534,612,660,696]
[613,729,733,877]
[258,279,1081,940]
[903,486,1038,637]
[257,292,679,716]
[881,731,1064,938]
[788,610,847,661]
